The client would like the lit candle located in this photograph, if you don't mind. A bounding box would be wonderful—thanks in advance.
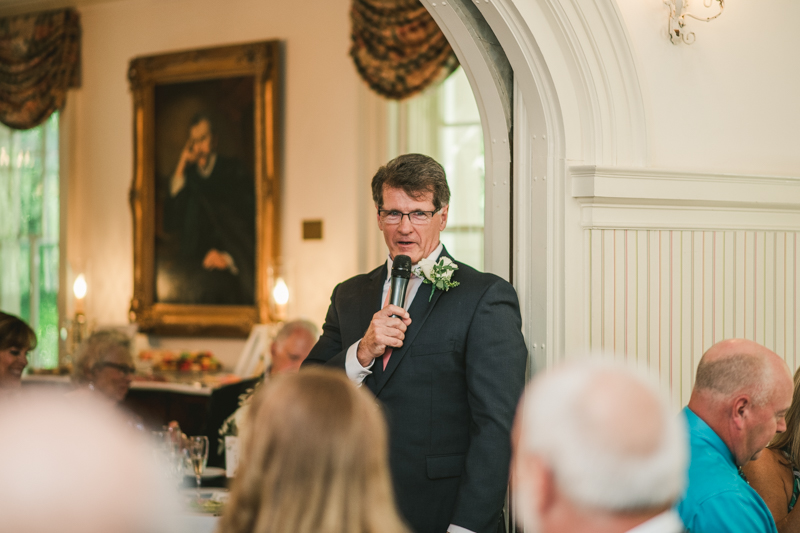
[273,278,289,306]
[272,278,289,319]
[73,274,87,314]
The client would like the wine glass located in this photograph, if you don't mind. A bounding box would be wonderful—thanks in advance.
[152,428,185,488]
[188,435,209,496]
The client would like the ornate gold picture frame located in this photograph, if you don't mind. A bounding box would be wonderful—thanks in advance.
[128,41,281,336]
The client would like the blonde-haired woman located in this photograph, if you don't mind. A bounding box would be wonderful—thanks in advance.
[218,367,409,533]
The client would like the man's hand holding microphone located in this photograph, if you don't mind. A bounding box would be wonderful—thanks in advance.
[356,255,413,368]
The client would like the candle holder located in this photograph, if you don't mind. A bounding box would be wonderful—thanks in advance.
[665,0,724,45]
[65,272,90,368]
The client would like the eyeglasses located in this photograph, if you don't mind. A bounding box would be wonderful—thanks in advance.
[97,362,136,375]
[378,208,441,226]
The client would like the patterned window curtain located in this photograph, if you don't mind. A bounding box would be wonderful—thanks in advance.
[0,8,80,130]
[350,0,459,100]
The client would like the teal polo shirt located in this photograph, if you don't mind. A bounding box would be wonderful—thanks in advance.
[677,407,776,533]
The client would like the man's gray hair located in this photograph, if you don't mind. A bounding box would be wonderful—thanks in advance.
[274,319,319,345]
[371,153,450,210]
[517,360,687,512]
[693,353,771,405]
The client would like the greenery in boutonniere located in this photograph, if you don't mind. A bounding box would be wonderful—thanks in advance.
[414,257,460,302]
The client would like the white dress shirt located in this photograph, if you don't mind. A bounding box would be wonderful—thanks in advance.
[627,510,685,533]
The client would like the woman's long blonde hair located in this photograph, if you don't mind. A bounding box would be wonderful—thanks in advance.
[769,366,800,464]
[218,368,409,533]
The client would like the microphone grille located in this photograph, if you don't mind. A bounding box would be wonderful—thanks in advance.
[392,255,412,276]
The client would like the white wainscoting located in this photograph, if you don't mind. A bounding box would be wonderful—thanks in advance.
[574,166,800,407]
[587,229,799,408]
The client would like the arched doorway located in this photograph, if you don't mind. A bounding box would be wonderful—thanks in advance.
[422,0,649,374]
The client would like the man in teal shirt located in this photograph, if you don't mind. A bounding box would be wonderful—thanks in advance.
[677,339,793,533]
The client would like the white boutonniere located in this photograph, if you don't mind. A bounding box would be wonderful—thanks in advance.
[414,257,460,302]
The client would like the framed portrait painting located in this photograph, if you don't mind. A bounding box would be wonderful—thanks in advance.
[128,41,281,336]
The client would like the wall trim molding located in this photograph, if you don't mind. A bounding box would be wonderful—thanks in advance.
[572,165,800,230]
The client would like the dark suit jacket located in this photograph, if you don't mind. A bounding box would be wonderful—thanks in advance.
[304,249,528,533]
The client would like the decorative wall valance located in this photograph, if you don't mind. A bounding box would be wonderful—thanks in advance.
[0,8,81,130]
[350,0,458,100]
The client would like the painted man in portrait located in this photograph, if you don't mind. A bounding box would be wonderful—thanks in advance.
[163,113,255,305]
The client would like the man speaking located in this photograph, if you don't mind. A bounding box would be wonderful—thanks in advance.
[304,154,528,533]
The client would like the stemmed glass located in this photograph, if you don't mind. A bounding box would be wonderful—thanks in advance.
[188,435,209,496]
[152,423,186,488]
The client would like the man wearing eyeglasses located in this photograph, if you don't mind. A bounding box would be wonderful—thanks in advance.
[304,153,527,533]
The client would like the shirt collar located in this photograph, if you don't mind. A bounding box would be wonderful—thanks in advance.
[197,152,217,178]
[683,406,738,467]
[625,510,684,533]
[384,243,443,282]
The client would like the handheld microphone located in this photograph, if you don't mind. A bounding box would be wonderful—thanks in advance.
[389,255,412,317]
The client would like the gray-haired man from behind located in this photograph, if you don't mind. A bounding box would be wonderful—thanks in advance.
[512,361,688,533]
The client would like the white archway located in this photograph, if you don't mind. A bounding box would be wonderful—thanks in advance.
[422,0,648,370]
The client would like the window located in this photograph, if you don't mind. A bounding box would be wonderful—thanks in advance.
[0,113,60,369]
[389,68,485,269]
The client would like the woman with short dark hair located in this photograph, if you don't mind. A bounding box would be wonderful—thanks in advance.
[0,312,36,391]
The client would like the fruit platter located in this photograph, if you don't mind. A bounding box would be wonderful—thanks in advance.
[138,350,222,373]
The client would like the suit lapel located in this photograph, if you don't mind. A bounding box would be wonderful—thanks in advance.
[373,247,452,396]
[359,263,387,328]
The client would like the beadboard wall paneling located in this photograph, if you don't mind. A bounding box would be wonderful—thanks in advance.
[587,229,799,408]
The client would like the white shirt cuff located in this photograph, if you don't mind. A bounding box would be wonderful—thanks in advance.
[345,339,373,385]
[448,525,475,533]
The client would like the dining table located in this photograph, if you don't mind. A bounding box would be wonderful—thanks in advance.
[176,486,228,533]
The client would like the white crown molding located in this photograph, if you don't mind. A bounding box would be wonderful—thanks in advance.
[572,165,800,230]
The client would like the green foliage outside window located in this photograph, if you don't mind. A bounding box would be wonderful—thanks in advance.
[0,112,60,369]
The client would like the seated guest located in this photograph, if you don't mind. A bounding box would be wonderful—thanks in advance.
[220,319,319,442]
[512,360,687,533]
[678,339,793,533]
[72,330,135,403]
[0,311,36,391]
[743,368,800,532]
[265,319,318,377]
[218,368,409,533]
